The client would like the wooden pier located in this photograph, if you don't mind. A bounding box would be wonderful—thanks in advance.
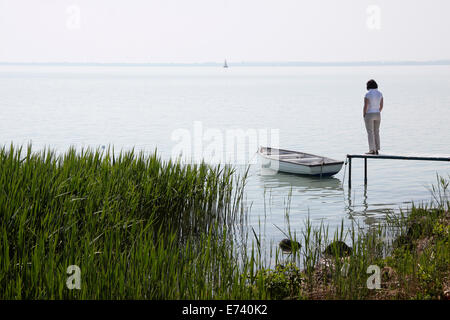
[346,153,450,188]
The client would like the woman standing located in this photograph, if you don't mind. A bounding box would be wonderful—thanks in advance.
[363,79,383,155]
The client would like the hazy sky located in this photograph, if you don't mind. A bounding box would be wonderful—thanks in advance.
[1,0,449,63]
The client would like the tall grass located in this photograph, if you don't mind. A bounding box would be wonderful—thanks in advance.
[0,144,264,299]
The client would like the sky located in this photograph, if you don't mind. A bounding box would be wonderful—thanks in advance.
[0,0,449,63]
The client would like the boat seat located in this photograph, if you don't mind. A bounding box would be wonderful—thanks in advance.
[292,157,323,162]
[291,158,324,163]
[277,155,303,159]
[277,154,321,159]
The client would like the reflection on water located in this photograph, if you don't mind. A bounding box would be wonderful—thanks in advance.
[345,186,388,226]
[248,168,407,266]
[257,169,394,226]
[253,166,403,220]
[259,169,343,192]
[247,164,412,237]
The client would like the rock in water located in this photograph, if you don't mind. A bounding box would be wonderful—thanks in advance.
[323,241,352,257]
[279,239,301,253]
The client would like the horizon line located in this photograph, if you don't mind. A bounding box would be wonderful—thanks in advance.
[1,59,450,67]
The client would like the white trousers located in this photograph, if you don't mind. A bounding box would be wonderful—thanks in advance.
[364,112,381,151]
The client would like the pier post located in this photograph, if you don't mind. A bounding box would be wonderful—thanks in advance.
[348,157,352,189]
[364,158,367,185]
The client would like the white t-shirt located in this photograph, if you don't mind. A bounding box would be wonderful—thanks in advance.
[365,89,383,113]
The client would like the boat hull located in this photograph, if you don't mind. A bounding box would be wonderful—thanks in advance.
[258,148,343,176]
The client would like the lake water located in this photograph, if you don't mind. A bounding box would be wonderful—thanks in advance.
[1,64,449,261]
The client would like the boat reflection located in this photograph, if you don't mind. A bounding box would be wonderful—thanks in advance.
[258,168,343,192]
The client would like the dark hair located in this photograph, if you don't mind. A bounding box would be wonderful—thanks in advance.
[367,79,378,90]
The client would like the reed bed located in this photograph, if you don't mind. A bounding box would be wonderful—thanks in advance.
[1,144,448,299]
[0,144,263,299]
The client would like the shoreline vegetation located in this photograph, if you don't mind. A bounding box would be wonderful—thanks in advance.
[0,144,448,299]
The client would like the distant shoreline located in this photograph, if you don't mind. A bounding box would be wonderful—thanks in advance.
[1,60,450,67]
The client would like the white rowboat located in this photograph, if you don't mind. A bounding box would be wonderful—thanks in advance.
[258,147,344,176]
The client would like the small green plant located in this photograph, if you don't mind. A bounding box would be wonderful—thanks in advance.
[257,263,303,299]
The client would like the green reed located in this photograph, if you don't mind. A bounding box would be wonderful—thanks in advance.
[0,143,267,299]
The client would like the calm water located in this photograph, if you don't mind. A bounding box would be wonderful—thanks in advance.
[1,64,449,259]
